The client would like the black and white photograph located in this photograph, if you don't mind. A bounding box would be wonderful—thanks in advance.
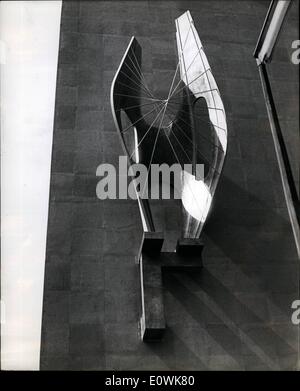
[0,0,299,378]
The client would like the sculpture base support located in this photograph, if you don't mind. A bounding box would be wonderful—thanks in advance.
[138,232,203,342]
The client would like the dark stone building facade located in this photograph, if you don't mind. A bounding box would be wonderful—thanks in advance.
[41,1,299,370]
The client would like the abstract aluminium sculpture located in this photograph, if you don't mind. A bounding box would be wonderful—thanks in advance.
[111,11,228,340]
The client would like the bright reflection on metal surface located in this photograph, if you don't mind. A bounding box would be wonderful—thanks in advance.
[181,170,212,223]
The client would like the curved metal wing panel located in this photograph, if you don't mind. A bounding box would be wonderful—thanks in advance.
[175,11,228,237]
[110,37,155,232]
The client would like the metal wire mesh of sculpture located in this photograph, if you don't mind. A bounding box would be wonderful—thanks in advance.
[111,10,228,239]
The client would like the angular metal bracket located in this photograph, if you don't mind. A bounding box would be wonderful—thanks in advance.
[138,232,203,341]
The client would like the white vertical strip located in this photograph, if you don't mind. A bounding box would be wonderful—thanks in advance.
[1,1,62,370]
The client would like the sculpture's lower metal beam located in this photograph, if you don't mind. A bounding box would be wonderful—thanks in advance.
[139,232,165,341]
[139,252,166,341]
[138,232,203,341]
